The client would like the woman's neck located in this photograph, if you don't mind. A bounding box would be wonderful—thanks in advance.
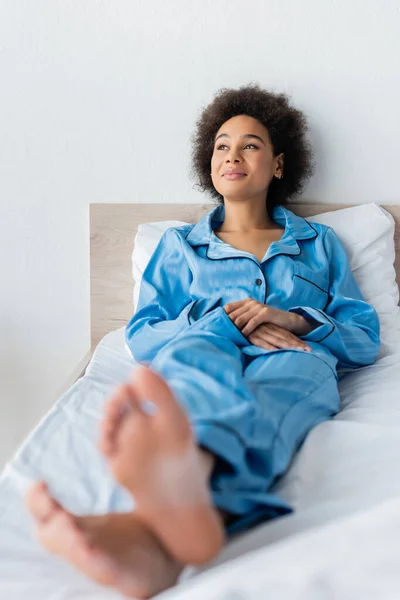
[218,200,276,233]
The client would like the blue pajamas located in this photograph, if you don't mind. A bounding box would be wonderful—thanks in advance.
[152,322,339,533]
[126,205,380,533]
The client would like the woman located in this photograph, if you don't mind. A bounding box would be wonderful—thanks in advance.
[26,84,380,598]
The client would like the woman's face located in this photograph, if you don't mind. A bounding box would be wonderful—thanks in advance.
[210,114,283,202]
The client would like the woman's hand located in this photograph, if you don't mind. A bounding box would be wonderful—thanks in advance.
[248,323,312,352]
[224,298,316,337]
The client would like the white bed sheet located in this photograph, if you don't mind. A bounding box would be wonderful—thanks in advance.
[1,325,400,599]
[159,493,400,600]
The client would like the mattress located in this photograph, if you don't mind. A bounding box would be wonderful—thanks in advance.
[1,325,400,599]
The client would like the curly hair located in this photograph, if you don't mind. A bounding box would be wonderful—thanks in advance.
[190,83,314,216]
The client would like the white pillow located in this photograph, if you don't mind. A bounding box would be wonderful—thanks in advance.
[307,205,399,323]
[131,204,400,349]
[132,220,189,311]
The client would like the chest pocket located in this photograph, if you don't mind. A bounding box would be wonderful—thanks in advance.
[292,263,330,310]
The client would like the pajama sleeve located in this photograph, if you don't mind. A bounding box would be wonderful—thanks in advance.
[288,227,380,369]
[125,229,196,363]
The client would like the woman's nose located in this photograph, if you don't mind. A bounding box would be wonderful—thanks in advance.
[226,151,241,163]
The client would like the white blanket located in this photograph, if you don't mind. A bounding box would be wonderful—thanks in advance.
[161,495,400,600]
[1,326,400,599]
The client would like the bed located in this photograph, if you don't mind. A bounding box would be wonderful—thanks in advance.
[1,202,400,599]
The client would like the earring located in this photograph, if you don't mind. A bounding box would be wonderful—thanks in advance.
[275,173,283,179]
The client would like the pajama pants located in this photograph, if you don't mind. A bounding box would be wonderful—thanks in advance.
[151,316,340,536]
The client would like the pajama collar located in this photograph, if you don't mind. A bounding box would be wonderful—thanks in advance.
[186,204,318,261]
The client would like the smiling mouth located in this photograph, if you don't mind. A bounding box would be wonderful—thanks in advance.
[223,173,247,180]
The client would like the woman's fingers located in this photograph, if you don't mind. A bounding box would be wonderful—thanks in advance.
[260,324,310,348]
[249,332,299,350]
[249,324,312,351]
[226,306,313,351]
[228,305,267,336]
[227,305,254,328]
[250,331,306,351]
[241,308,272,337]
[247,333,279,351]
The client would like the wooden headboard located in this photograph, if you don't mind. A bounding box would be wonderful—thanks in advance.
[90,203,400,351]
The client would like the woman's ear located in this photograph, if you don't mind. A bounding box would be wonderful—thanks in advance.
[275,153,284,178]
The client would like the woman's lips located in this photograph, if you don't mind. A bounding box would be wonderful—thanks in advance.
[223,173,247,180]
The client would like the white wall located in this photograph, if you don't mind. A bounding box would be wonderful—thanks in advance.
[1,0,399,467]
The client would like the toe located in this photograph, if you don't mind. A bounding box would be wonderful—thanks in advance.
[39,512,119,586]
[100,384,146,457]
[134,366,188,427]
[25,481,61,523]
[99,385,134,455]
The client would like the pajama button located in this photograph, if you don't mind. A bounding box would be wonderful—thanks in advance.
[255,278,262,286]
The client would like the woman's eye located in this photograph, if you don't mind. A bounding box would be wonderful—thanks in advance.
[216,144,258,150]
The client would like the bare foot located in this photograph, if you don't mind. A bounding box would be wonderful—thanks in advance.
[26,481,182,599]
[100,365,225,565]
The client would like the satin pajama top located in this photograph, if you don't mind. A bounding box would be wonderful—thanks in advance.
[125,204,380,374]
